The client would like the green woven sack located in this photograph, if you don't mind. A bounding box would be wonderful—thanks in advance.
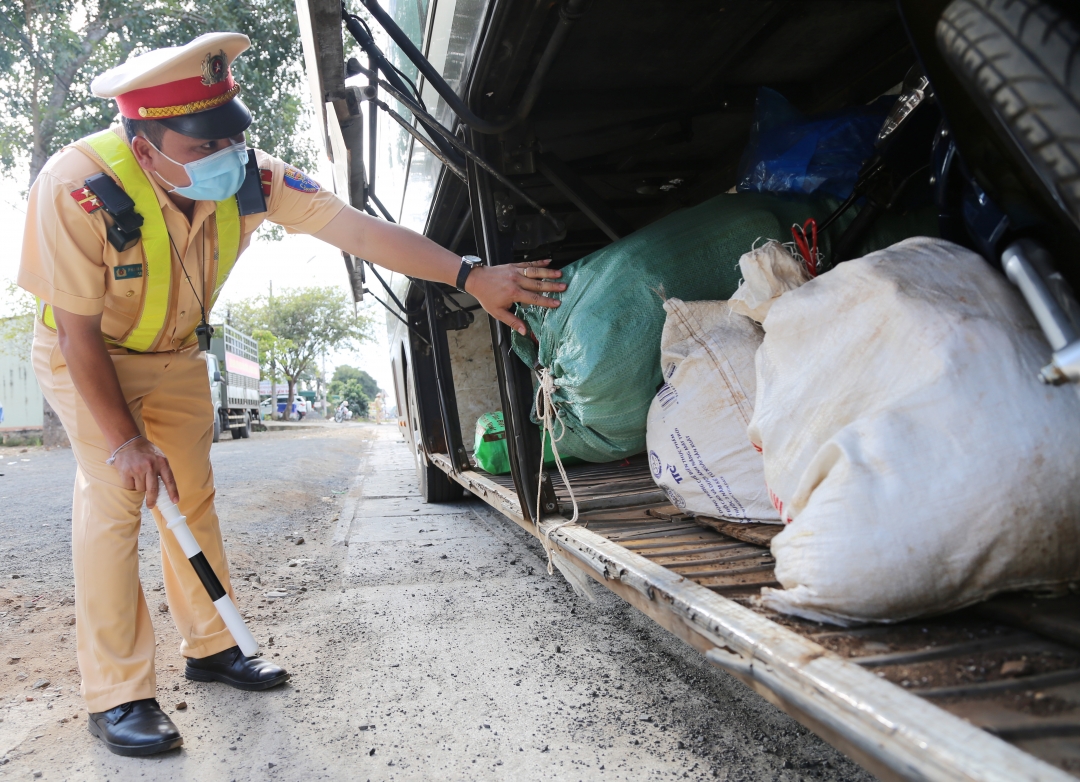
[511,192,936,463]
[473,411,582,475]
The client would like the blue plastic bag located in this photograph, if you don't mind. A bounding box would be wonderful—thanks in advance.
[737,88,891,200]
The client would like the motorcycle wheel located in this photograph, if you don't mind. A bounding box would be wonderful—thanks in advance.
[938,0,1080,233]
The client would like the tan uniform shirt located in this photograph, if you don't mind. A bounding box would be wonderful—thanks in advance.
[18,127,346,352]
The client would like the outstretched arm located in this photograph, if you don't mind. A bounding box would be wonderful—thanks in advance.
[313,205,566,335]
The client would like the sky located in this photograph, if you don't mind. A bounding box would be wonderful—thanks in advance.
[0,151,397,399]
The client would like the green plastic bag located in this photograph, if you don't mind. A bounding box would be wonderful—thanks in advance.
[474,412,514,474]
[472,411,581,475]
[511,192,936,463]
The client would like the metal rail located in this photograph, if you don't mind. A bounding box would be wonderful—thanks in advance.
[354,0,589,134]
[346,67,564,230]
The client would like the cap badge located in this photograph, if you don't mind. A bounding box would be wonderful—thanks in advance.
[201,50,228,86]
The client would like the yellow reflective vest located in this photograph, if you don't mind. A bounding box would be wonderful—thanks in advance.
[40,129,241,353]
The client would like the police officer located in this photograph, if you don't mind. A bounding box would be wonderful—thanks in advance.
[17,32,565,757]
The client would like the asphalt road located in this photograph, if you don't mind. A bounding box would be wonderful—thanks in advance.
[0,424,874,781]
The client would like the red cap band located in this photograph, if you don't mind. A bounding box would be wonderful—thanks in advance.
[115,73,237,119]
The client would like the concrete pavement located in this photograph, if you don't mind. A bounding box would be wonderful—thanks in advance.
[0,424,872,781]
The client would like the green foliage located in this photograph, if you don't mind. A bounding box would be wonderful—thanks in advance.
[340,379,370,417]
[0,282,35,360]
[248,328,293,384]
[0,0,316,189]
[332,364,380,400]
[229,286,374,414]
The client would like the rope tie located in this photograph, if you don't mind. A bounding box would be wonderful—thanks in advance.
[534,367,579,574]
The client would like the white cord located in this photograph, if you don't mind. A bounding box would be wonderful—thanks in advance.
[105,435,144,465]
[534,367,579,575]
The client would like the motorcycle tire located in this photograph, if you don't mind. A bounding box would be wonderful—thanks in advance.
[937,0,1080,234]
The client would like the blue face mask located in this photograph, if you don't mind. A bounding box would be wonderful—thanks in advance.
[150,139,248,202]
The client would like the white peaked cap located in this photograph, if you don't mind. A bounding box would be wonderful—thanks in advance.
[90,32,250,100]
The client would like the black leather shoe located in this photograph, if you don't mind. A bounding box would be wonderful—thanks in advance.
[185,646,290,691]
[87,698,182,757]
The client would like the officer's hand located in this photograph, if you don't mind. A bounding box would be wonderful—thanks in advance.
[112,439,179,508]
[465,259,566,336]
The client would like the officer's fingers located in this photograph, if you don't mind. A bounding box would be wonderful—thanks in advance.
[144,466,159,509]
[130,465,147,498]
[114,455,136,491]
[492,307,528,336]
[511,260,561,280]
[522,267,563,281]
[159,460,179,505]
[519,291,561,309]
[525,278,566,293]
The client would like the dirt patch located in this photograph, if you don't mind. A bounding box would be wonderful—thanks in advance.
[0,584,80,709]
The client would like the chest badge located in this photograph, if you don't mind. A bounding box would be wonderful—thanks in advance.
[283,166,320,193]
[114,263,143,280]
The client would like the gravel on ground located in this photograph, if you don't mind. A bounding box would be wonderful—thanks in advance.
[0,424,874,781]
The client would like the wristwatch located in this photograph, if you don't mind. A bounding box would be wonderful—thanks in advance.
[456,255,484,292]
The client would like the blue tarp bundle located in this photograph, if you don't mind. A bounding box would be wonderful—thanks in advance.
[737,88,891,200]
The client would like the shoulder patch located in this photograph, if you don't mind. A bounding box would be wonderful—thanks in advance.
[283,166,320,194]
[69,186,102,214]
[260,168,273,197]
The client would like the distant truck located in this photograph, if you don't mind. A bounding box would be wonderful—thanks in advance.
[205,324,261,442]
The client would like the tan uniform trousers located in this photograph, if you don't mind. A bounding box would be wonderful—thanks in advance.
[31,323,238,713]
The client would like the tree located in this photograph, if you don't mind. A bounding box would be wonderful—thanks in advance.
[340,379,370,418]
[230,286,374,421]
[0,0,315,190]
[0,282,34,360]
[249,327,292,383]
[332,364,380,401]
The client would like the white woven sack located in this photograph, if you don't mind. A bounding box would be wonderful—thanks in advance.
[728,240,810,323]
[751,237,1080,625]
[646,298,778,522]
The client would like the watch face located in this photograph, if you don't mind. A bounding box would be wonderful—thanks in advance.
[462,255,483,266]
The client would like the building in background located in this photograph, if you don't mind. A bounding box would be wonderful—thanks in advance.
[0,351,43,434]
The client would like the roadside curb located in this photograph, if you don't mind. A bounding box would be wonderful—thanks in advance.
[332,441,371,546]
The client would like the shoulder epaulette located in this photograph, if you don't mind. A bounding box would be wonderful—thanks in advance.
[83,172,143,252]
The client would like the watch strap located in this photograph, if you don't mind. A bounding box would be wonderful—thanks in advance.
[455,259,474,292]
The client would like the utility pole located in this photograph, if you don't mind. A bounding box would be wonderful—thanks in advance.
[269,281,276,420]
[322,352,327,419]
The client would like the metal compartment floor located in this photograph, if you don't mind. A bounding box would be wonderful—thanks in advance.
[485,454,1080,777]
